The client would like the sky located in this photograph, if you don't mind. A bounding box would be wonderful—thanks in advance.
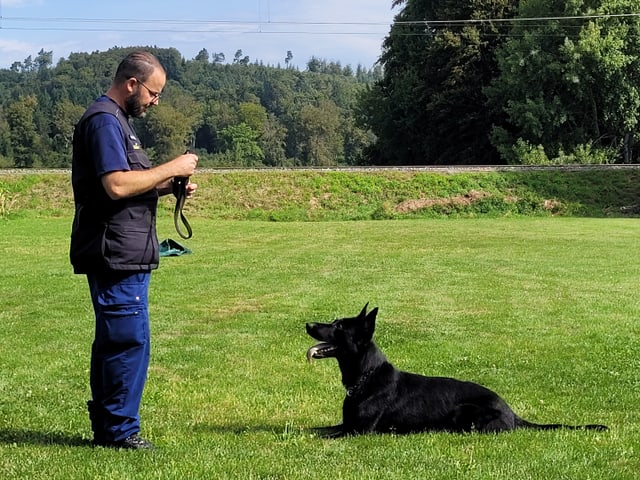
[0,0,398,70]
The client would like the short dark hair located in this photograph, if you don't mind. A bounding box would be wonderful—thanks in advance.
[113,51,165,84]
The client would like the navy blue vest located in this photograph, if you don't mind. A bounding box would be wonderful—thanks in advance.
[70,98,159,273]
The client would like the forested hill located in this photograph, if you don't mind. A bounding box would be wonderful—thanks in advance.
[4,2,640,169]
[0,46,382,169]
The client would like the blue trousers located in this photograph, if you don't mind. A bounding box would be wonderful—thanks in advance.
[86,271,151,442]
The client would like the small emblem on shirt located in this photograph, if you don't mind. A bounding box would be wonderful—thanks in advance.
[130,134,142,149]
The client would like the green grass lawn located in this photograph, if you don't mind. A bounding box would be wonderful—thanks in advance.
[0,216,639,479]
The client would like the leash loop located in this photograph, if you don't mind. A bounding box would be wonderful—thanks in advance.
[172,176,192,239]
[172,150,195,239]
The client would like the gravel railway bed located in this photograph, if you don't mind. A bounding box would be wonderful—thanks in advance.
[3,164,640,175]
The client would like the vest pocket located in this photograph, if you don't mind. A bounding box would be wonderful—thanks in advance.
[103,218,158,268]
[128,149,151,170]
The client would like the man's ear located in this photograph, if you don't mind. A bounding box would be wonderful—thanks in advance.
[126,77,138,94]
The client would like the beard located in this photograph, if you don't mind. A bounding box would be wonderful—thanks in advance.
[124,90,149,118]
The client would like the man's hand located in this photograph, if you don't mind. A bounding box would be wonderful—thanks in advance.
[185,181,198,198]
[173,152,198,178]
[102,152,198,200]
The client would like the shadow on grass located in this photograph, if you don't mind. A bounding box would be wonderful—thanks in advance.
[194,422,316,436]
[194,423,287,434]
[0,429,90,447]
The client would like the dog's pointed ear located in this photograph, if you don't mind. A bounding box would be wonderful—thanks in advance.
[363,307,378,339]
[358,302,369,318]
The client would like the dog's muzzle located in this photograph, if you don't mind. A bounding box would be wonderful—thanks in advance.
[306,342,338,362]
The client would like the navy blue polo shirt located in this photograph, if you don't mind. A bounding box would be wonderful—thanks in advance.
[83,96,131,176]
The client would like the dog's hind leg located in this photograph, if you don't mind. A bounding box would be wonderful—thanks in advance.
[451,404,514,433]
[477,415,515,433]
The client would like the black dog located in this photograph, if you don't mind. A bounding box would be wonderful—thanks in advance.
[306,304,607,437]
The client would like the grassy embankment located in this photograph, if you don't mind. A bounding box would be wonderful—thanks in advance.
[1,167,639,221]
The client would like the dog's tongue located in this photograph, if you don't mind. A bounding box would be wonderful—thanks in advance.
[306,342,335,362]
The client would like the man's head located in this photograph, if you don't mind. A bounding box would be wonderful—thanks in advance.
[111,51,166,118]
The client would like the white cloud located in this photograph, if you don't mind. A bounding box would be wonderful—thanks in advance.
[0,38,34,66]
[2,0,43,7]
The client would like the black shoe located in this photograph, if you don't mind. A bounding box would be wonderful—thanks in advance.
[93,433,155,450]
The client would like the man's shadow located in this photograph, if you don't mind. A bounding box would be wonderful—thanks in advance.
[0,429,90,447]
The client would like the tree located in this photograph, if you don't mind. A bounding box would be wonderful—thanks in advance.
[142,88,203,160]
[6,95,43,167]
[359,0,517,165]
[233,50,250,65]
[488,0,640,163]
[195,48,210,63]
[235,101,288,165]
[50,99,85,166]
[573,6,640,163]
[260,113,288,166]
[297,100,343,166]
[35,49,53,72]
[238,102,268,134]
[0,108,12,165]
[220,123,264,166]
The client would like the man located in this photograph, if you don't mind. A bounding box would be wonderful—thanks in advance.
[70,51,198,449]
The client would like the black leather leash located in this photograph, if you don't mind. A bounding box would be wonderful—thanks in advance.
[172,150,193,239]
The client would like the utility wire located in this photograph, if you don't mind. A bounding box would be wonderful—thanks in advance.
[395,12,640,25]
[0,13,637,37]
[1,16,393,26]
[1,12,638,28]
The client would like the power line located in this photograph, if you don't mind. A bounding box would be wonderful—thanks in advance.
[0,16,391,36]
[395,12,640,25]
[0,13,637,37]
[1,27,387,37]
[0,16,393,27]
[1,12,638,28]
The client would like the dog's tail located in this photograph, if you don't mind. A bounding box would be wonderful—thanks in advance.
[516,417,608,431]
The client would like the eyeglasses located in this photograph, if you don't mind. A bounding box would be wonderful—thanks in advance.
[134,78,162,100]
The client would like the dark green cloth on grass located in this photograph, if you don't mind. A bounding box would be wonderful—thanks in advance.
[159,238,192,257]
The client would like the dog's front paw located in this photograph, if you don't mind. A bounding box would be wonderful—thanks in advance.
[311,425,345,438]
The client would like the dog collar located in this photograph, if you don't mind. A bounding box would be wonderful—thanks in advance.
[346,366,380,397]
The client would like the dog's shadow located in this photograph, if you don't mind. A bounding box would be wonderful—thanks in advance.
[195,422,328,438]
[0,429,90,447]
[195,423,276,435]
